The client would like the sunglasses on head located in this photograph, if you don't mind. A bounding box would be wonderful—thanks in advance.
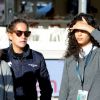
[13,30,31,37]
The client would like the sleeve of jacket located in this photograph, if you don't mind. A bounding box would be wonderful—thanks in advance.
[91,29,100,43]
[37,54,53,100]
[1,60,15,100]
[59,59,69,100]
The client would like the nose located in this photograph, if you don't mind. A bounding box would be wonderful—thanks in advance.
[77,31,82,36]
[21,33,26,38]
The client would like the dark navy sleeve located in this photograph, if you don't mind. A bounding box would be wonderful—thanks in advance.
[37,54,53,100]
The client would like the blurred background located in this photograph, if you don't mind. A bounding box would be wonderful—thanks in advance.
[0,0,100,100]
[0,0,100,26]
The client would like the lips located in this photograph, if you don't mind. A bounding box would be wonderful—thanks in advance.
[20,41,27,44]
[77,38,83,41]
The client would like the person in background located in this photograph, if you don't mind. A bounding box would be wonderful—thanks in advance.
[59,13,100,100]
[0,50,15,100]
[2,18,53,100]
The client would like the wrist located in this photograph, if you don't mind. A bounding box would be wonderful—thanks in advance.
[87,25,95,33]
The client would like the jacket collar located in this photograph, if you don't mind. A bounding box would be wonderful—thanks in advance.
[8,44,31,59]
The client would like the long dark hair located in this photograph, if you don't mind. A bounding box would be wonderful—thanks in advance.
[64,13,100,60]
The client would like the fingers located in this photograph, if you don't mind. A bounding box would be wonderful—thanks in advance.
[82,17,87,24]
[69,19,88,30]
[68,17,95,33]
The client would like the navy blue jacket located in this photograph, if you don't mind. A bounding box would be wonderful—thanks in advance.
[2,44,53,100]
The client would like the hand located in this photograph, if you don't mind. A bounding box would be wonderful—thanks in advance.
[70,17,95,33]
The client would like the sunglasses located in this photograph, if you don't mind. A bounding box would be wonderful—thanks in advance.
[13,30,31,37]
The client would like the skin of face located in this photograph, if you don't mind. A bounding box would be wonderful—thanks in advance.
[8,22,28,53]
[75,29,91,47]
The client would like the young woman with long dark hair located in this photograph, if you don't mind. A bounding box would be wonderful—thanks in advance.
[59,13,100,100]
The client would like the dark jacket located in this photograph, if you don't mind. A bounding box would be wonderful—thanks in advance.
[2,44,53,100]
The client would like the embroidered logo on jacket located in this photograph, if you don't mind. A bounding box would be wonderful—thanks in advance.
[28,64,38,68]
